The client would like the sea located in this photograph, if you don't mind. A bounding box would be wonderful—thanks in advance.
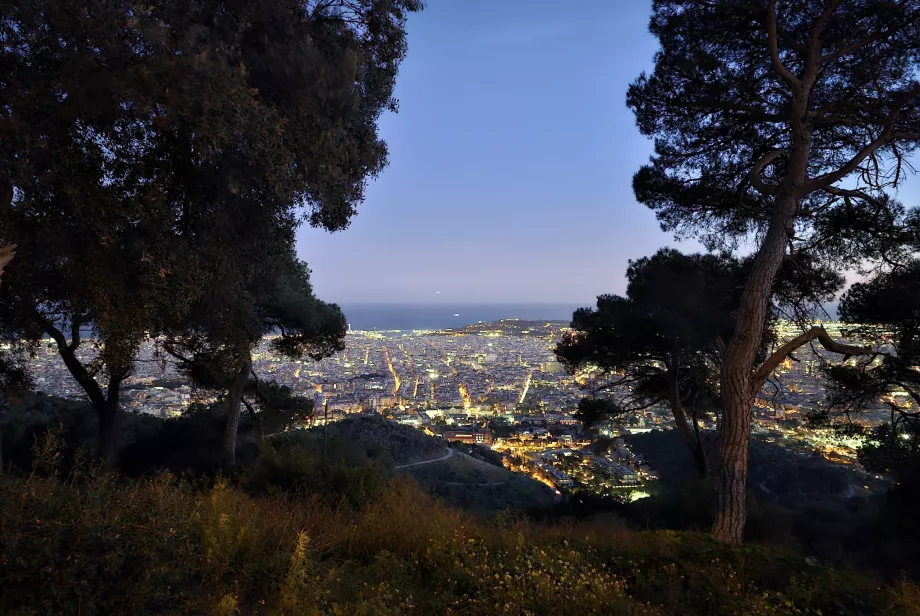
[338,303,586,331]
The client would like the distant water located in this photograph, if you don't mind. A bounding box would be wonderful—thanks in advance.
[339,303,586,331]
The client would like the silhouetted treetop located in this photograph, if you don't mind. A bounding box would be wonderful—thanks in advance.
[628,0,920,249]
[0,0,418,459]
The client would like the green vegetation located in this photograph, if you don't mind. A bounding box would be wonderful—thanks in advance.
[557,249,844,479]
[557,250,753,478]
[2,432,918,616]
[1,0,920,612]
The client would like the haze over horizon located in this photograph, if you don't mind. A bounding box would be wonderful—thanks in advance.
[297,0,920,305]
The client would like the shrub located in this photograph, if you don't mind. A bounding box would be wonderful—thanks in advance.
[244,443,390,508]
[1,432,918,615]
[118,403,259,477]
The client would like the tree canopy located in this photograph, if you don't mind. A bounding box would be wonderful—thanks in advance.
[162,246,345,466]
[0,0,419,459]
[557,247,842,478]
[556,250,742,477]
[629,0,920,254]
[824,261,920,477]
[628,0,920,543]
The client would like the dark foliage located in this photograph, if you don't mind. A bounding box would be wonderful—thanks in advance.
[628,0,920,255]
[825,262,920,478]
[556,248,838,477]
[245,443,391,509]
[822,261,920,576]
[0,0,418,459]
[118,403,259,476]
[159,246,346,466]
[628,0,920,543]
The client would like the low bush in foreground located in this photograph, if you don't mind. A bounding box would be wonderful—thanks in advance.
[1,440,917,615]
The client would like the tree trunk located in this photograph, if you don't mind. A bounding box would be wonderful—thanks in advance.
[713,372,753,543]
[242,397,265,447]
[97,403,118,466]
[96,373,124,466]
[666,368,709,479]
[43,322,125,465]
[224,353,252,470]
[689,438,708,480]
[713,191,800,544]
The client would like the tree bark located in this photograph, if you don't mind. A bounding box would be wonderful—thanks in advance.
[242,397,265,447]
[224,352,252,470]
[97,374,123,466]
[713,191,800,544]
[0,244,16,279]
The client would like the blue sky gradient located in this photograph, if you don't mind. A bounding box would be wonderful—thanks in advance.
[296,0,919,304]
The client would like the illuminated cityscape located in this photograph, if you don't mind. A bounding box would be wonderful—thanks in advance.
[24,319,906,499]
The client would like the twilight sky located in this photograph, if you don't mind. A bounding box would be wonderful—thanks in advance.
[296,0,920,305]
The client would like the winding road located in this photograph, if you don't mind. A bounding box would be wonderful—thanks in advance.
[395,447,454,469]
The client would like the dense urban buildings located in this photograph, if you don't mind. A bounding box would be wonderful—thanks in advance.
[23,319,903,499]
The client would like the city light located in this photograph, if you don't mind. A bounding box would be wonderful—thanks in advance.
[24,319,896,499]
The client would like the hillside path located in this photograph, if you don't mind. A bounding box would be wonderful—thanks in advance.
[395,447,453,469]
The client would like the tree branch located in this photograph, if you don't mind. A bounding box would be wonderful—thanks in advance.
[753,326,873,389]
[69,319,81,352]
[161,339,193,364]
[242,396,258,419]
[805,83,920,191]
[766,0,800,86]
[822,185,882,203]
[0,244,15,287]
[821,5,920,63]
[805,0,840,77]
[893,382,920,409]
[748,148,784,195]
[36,314,108,409]
[250,368,271,406]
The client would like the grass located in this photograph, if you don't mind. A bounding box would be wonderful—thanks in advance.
[1,433,918,616]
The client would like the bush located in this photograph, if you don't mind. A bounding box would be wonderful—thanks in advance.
[244,443,390,508]
[1,432,917,616]
[118,403,261,477]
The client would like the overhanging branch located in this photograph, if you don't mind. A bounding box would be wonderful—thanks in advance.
[821,6,920,63]
[805,83,920,192]
[753,326,873,389]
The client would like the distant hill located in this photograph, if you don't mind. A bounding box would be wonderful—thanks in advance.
[288,415,555,514]
[621,428,887,566]
[404,449,556,514]
[288,415,447,466]
[437,319,570,338]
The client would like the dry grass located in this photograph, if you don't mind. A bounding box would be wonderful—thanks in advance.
[1,433,916,615]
